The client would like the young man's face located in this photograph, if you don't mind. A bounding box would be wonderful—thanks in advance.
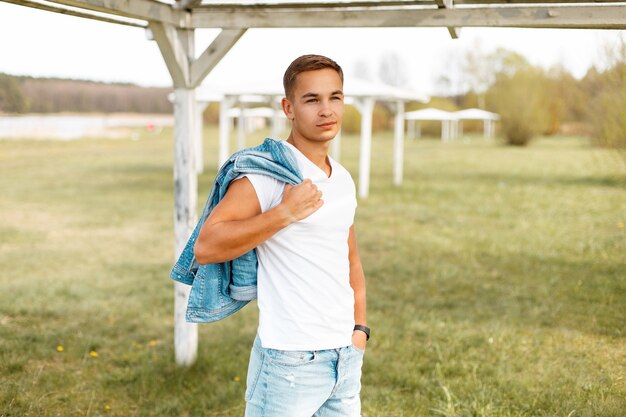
[283,68,344,144]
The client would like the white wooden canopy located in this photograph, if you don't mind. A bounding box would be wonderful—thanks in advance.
[455,108,499,138]
[193,78,426,199]
[455,108,500,121]
[6,1,626,35]
[405,107,500,140]
[3,0,624,367]
[405,108,456,121]
[405,108,459,141]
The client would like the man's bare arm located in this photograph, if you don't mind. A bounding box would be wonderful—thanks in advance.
[348,225,368,350]
[194,177,322,264]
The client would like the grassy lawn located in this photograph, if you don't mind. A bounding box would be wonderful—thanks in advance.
[0,128,624,417]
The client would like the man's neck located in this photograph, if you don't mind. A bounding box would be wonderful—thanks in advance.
[286,134,332,175]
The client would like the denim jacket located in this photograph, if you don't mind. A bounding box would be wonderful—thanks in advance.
[170,138,303,323]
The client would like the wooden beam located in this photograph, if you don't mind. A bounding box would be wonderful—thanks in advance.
[435,0,459,39]
[149,22,192,88]
[191,5,626,29]
[453,0,626,4]
[197,1,430,9]
[195,0,626,6]
[190,29,247,88]
[174,0,203,11]
[43,0,187,27]
[2,0,146,27]
[447,26,460,38]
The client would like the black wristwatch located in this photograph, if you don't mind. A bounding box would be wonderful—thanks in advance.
[354,324,370,341]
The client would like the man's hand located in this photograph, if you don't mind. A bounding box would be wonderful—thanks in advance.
[352,329,367,351]
[279,179,324,223]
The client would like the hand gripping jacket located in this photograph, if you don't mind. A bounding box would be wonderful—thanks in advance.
[170,138,303,323]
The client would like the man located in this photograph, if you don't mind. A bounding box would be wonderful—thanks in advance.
[193,55,368,417]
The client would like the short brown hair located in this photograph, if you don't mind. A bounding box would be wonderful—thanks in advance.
[283,54,344,99]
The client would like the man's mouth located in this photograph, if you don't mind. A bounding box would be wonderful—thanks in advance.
[317,122,336,128]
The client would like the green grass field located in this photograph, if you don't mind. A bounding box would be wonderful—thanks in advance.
[0,129,624,417]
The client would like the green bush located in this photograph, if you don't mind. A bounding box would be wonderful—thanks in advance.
[587,38,626,155]
[486,67,550,146]
[341,104,361,134]
[341,103,392,134]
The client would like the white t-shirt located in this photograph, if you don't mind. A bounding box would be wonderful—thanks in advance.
[242,141,357,351]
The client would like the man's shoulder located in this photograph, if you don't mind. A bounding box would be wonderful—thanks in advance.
[331,159,355,182]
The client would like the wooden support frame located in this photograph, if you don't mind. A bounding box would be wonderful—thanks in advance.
[150,23,193,88]
[191,4,626,29]
[191,29,247,88]
[147,22,245,366]
[150,23,246,89]
[45,0,186,26]
[436,0,460,39]
[3,0,147,27]
[4,1,625,35]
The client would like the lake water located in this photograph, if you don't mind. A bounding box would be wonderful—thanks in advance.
[0,114,173,140]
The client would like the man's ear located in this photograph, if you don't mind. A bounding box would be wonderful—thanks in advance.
[282,97,295,121]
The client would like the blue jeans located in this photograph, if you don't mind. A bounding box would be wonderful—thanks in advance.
[245,335,364,417]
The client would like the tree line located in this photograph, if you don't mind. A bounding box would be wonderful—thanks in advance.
[0,74,172,114]
[2,40,624,152]
[348,40,625,151]
[430,41,625,150]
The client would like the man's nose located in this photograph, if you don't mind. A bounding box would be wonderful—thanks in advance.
[319,100,332,117]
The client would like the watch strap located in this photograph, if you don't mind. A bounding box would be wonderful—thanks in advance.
[354,324,370,341]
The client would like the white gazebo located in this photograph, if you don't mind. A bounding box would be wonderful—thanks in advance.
[194,77,427,199]
[454,108,500,139]
[405,107,501,141]
[405,108,459,142]
[3,0,624,367]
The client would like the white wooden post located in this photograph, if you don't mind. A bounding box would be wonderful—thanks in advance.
[219,96,236,167]
[331,131,342,162]
[173,88,199,367]
[393,100,404,186]
[271,98,282,139]
[237,101,246,150]
[485,119,496,139]
[195,102,208,174]
[149,22,200,367]
[355,98,375,199]
[150,22,246,366]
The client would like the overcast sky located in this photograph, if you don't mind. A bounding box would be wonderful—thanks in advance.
[0,3,624,96]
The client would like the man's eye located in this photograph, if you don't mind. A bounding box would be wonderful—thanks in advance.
[307,99,317,103]
[331,96,342,101]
